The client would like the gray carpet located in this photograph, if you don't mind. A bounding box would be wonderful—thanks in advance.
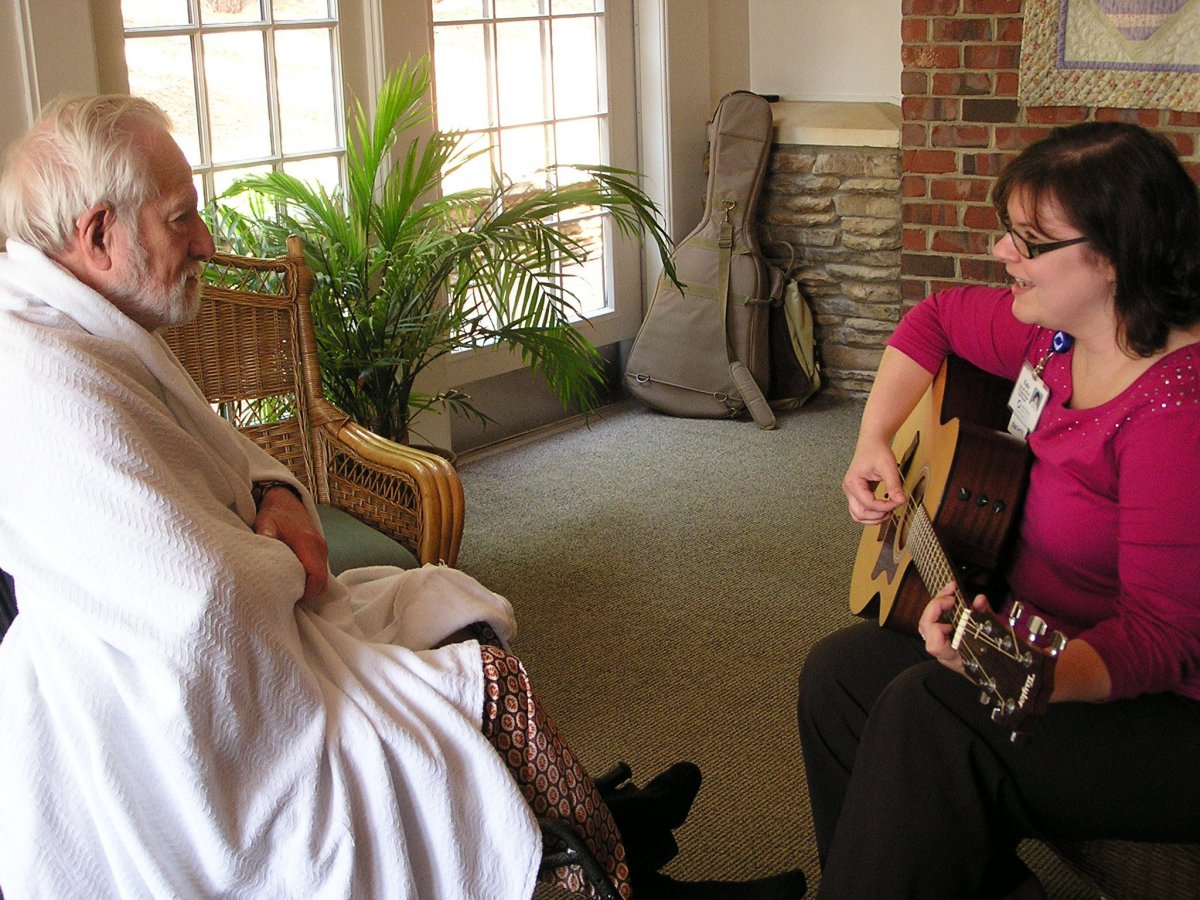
[455,397,1100,898]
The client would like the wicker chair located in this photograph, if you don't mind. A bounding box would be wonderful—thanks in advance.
[162,235,463,569]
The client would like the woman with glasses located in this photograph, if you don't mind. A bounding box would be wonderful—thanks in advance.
[798,121,1200,898]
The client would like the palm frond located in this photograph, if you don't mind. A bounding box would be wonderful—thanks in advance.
[206,56,672,442]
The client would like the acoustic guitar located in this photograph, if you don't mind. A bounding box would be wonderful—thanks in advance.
[848,357,1066,741]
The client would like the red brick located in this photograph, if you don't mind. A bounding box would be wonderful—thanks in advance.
[1095,107,1164,127]
[902,18,929,42]
[905,0,961,14]
[903,174,930,198]
[1184,161,1200,184]
[996,17,1024,42]
[903,122,930,148]
[963,98,1020,123]
[903,96,961,122]
[903,252,957,278]
[994,71,1020,97]
[904,149,959,174]
[902,70,930,97]
[903,43,964,69]
[963,0,1021,12]
[1165,131,1196,158]
[932,229,993,254]
[994,125,1052,151]
[903,201,960,226]
[930,177,992,202]
[963,205,1001,231]
[904,227,929,251]
[1024,106,1088,125]
[901,276,931,304]
[964,45,1020,70]
[962,152,1011,177]
[932,72,992,96]
[1167,111,1200,127]
[960,257,1008,283]
[932,124,991,148]
[932,17,993,42]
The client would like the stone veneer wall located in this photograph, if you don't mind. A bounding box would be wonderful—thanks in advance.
[759,144,902,398]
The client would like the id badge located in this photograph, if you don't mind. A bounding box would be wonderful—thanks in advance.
[1007,361,1049,439]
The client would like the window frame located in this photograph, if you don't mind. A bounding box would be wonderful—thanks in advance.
[117,1,348,208]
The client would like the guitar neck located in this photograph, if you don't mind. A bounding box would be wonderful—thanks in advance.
[903,502,1063,742]
[906,503,963,613]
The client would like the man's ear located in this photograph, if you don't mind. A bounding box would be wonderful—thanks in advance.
[74,204,117,271]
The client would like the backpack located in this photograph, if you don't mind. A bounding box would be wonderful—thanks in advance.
[624,91,819,428]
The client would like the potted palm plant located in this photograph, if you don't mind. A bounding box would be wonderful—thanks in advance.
[215,57,674,446]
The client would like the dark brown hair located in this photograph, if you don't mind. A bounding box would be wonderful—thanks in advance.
[994,121,1200,356]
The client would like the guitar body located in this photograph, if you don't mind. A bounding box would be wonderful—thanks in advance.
[850,358,1031,636]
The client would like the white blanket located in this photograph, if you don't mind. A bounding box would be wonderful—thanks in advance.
[0,241,541,898]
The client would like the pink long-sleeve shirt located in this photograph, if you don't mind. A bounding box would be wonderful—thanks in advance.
[889,286,1200,701]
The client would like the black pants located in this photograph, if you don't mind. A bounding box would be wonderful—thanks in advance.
[797,621,1200,900]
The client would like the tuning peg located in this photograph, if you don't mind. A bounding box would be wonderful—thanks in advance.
[1008,601,1025,625]
[1027,615,1048,644]
[1049,631,1068,656]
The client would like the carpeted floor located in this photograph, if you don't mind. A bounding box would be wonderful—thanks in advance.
[455,396,1100,899]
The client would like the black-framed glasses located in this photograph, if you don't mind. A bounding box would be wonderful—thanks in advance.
[1003,229,1089,259]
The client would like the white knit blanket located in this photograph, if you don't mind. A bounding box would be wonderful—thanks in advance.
[0,241,540,898]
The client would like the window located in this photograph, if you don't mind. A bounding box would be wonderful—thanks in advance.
[430,1,612,318]
[119,0,344,206]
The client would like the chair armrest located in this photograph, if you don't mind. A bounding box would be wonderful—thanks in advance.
[308,398,464,567]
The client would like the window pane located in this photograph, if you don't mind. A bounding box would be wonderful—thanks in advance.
[122,0,191,28]
[495,0,547,15]
[562,216,606,315]
[275,29,338,153]
[432,0,489,21]
[124,35,202,164]
[282,155,341,195]
[203,31,272,163]
[200,0,264,24]
[553,0,603,12]
[552,17,600,118]
[441,135,495,194]
[554,117,600,169]
[496,20,547,125]
[432,25,491,131]
[274,0,333,20]
[499,124,549,185]
[213,164,273,206]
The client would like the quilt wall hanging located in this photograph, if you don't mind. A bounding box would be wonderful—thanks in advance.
[1020,0,1200,111]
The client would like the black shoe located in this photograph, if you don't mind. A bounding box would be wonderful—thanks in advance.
[605,762,703,871]
[632,867,807,900]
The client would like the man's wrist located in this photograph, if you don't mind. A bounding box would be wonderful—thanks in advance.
[251,480,301,509]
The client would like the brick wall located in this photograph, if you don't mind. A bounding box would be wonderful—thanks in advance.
[901,0,1200,308]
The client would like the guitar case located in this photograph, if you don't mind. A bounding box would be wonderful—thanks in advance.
[624,91,785,428]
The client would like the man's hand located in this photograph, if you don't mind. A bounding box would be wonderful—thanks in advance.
[254,486,329,603]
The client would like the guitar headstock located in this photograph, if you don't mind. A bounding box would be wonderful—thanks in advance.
[949,601,1066,743]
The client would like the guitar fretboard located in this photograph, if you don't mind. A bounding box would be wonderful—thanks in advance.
[897,502,1006,678]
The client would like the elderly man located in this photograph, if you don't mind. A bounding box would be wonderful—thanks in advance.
[0,96,806,900]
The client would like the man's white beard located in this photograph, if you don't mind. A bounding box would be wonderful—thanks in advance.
[109,236,202,331]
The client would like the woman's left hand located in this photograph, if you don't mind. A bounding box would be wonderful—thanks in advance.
[917,582,989,676]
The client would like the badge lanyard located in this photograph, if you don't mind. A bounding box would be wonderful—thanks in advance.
[1007,330,1072,439]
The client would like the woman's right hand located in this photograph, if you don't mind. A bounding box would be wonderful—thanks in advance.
[842,437,906,525]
